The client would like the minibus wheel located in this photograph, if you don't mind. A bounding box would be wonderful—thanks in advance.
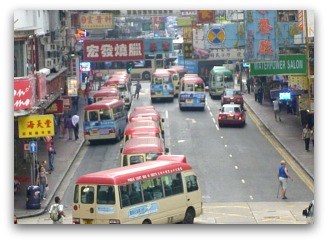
[182,208,195,224]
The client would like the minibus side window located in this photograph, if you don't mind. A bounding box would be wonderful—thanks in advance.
[185,175,199,192]
[97,185,115,204]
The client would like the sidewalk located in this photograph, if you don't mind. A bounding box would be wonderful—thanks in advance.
[14,96,87,219]
[14,87,314,219]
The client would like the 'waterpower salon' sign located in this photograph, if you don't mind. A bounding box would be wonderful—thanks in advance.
[250,54,307,76]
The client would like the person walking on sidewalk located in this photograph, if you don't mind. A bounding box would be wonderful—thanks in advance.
[48,142,56,172]
[302,123,311,152]
[273,99,281,121]
[277,160,293,199]
[72,113,80,140]
[65,115,74,140]
[134,81,142,99]
[49,196,66,224]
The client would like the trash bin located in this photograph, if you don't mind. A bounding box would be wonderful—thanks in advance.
[26,185,41,209]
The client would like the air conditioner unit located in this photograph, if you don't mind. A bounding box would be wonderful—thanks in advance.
[45,58,54,68]
[39,68,50,76]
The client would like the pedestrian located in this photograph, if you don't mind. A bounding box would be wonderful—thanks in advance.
[59,115,66,139]
[48,141,56,172]
[254,84,258,102]
[37,165,48,200]
[43,136,52,152]
[273,98,281,121]
[65,115,74,140]
[246,78,251,94]
[257,86,263,104]
[84,84,90,104]
[302,123,311,152]
[277,160,293,199]
[310,126,314,148]
[72,113,80,140]
[49,196,66,224]
[134,81,142,99]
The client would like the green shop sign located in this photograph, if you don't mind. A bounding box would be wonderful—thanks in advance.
[250,54,307,75]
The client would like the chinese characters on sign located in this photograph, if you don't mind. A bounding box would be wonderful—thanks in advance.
[183,43,193,59]
[67,77,78,96]
[83,40,144,62]
[18,115,55,138]
[197,10,215,24]
[245,10,278,61]
[80,14,113,29]
[14,76,36,111]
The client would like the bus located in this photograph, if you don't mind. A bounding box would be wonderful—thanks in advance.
[120,136,169,167]
[104,76,132,109]
[83,99,127,144]
[168,66,188,96]
[72,157,202,224]
[128,108,165,139]
[164,68,180,97]
[122,120,162,146]
[178,75,206,111]
[208,66,234,99]
[93,87,120,103]
[150,69,174,102]
[91,54,166,81]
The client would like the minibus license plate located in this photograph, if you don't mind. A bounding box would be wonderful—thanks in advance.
[91,130,98,135]
[83,219,93,224]
[186,99,193,103]
[156,91,162,95]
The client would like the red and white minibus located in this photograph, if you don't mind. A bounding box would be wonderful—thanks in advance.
[72,156,202,224]
[120,136,169,167]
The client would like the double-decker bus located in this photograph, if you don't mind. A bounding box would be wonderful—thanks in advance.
[178,74,206,111]
[91,54,165,81]
[208,66,234,99]
[72,156,202,224]
[83,99,127,144]
[150,69,174,102]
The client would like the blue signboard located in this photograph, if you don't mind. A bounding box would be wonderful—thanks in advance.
[245,10,278,61]
[29,141,37,153]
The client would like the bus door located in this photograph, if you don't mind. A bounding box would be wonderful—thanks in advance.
[150,71,174,102]
[74,184,96,224]
[183,171,202,208]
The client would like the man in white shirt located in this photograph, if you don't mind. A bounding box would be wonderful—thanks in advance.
[273,99,281,122]
[72,113,80,140]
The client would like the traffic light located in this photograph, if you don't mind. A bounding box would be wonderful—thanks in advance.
[127,61,133,74]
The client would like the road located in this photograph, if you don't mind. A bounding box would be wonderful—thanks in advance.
[18,81,313,224]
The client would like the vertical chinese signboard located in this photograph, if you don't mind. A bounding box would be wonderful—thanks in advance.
[67,77,78,96]
[18,115,55,138]
[245,10,278,61]
[83,40,144,62]
[14,76,36,111]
